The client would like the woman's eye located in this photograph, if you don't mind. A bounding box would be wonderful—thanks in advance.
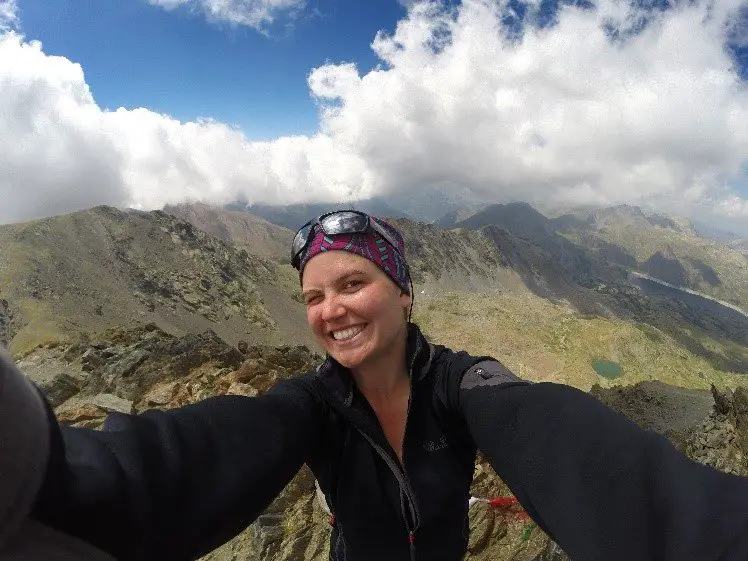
[343,281,361,290]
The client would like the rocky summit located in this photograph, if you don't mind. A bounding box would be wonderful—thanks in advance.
[5,201,747,560]
[17,324,748,561]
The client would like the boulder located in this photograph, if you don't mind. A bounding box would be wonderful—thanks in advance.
[17,348,89,407]
[104,349,150,379]
[227,382,258,397]
[468,502,506,553]
[227,359,269,384]
[57,403,107,429]
[90,393,134,414]
[144,381,180,406]
[37,372,86,407]
[251,514,285,555]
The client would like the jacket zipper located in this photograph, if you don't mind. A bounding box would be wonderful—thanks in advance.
[402,343,419,526]
[318,334,427,560]
[355,429,419,561]
[403,363,418,561]
[354,339,423,558]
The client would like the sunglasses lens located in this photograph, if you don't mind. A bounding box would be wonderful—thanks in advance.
[291,223,313,265]
[291,211,378,270]
[320,211,368,235]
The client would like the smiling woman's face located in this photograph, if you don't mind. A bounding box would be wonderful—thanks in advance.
[301,250,411,370]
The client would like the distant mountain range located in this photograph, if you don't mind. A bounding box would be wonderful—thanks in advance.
[229,188,488,229]
[1,200,745,378]
[227,198,411,232]
[430,201,748,310]
[551,205,748,310]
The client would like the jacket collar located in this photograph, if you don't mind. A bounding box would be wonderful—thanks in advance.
[315,322,434,408]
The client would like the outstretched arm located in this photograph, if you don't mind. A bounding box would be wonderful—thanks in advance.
[458,362,748,561]
[27,372,326,561]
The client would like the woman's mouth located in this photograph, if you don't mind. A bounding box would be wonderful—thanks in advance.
[331,324,365,341]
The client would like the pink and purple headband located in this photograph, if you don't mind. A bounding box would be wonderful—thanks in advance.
[298,218,410,295]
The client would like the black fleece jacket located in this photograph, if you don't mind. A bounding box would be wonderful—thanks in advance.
[29,324,748,561]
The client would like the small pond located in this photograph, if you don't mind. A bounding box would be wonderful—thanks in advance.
[593,359,622,379]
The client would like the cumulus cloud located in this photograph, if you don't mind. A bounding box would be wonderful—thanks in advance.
[0,33,130,223]
[309,0,748,229]
[0,31,365,223]
[0,0,747,232]
[0,0,19,33]
[147,0,305,30]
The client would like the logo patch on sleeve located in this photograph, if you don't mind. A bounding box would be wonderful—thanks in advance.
[460,360,524,390]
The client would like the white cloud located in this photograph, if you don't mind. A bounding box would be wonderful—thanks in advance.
[309,0,748,229]
[0,31,365,223]
[0,0,747,232]
[0,34,129,223]
[147,0,305,30]
[0,0,19,33]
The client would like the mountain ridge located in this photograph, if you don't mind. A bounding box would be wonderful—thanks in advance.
[0,206,315,355]
[1,201,745,380]
[164,202,294,260]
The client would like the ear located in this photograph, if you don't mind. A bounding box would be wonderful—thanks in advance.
[399,290,412,311]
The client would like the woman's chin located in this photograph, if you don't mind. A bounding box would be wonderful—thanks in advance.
[328,341,375,369]
[329,350,366,369]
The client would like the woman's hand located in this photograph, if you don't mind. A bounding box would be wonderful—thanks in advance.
[0,349,50,549]
[460,376,748,561]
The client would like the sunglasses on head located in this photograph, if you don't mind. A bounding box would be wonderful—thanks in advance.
[291,210,403,270]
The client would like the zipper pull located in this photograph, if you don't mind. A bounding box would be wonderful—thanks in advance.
[408,530,416,561]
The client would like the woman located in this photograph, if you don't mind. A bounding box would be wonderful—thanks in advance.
[7,211,748,561]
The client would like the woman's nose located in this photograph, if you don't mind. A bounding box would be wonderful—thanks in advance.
[320,295,345,321]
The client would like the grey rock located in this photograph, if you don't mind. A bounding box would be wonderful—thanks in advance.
[183,293,201,307]
[227,382,258,398]
[144,382,179,406]
[0,299,12,348]
[17,349,89,407]
[89,393,134,414]
[531,541,570,561]
[37,372,86,407]
[251,513,285,553]
[705,431,722,448]
[81,348,105,371]
[712,385,732,415]
[104,350,149,378]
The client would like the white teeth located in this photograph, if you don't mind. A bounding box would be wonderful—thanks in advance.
[332,325,364,341]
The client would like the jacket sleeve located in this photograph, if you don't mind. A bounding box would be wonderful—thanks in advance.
[30,377,327,561]
[458,366,748,561]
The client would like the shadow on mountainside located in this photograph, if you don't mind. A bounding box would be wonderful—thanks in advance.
[454,217,748,374]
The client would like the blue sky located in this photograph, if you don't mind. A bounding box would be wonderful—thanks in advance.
[19,0,407,139]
